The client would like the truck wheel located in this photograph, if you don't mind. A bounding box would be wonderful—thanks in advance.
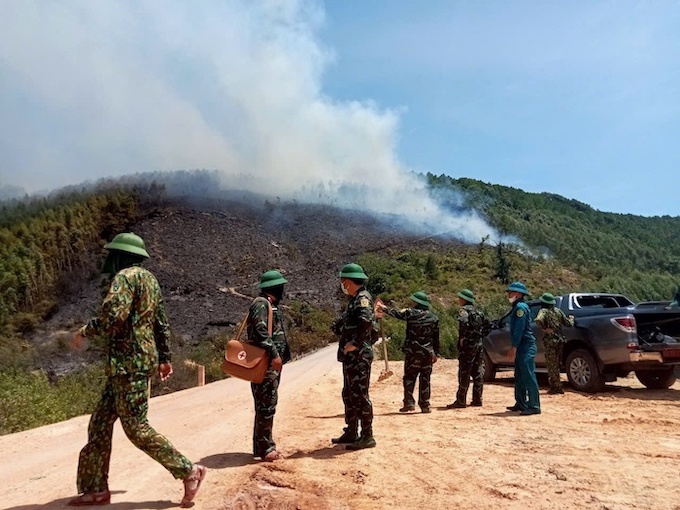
[482,350,496,382]
[634,368,677,389]
[566,349,604,393]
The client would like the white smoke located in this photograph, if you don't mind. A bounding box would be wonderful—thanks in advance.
[0,0,497,242]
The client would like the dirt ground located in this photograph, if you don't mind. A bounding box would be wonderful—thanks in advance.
[2,344,680,510]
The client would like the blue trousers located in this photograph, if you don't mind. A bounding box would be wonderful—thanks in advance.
[514,343,540,411]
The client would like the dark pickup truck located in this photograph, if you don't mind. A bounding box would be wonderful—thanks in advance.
[483,293,680,393]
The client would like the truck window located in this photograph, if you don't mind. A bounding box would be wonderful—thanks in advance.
[574,295,631,308]
[529,304,541,321]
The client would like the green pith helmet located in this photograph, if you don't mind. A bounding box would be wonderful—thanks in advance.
[258,270,288,289]
[104,232,150,258]
[457,288,475,304]
[339,263,368,280]
[506,281,530,295]
[410,291,430,308]
[540,292,556,305]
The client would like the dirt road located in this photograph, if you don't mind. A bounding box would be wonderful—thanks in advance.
[2,345,680,510]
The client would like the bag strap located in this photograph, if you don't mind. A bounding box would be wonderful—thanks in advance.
[240,296,273,338]
[256,296,273,337]
[233,311,250,340]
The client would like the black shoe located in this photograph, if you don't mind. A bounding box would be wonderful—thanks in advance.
[331,431,358,444]
[421,407,432,414]
[470,400,482,407]
[346,436,377,450]
[446,401,466,409]
[399,405,416,413]
[520,408,541,416]
[506,405,522,412]
[548,388,564,395]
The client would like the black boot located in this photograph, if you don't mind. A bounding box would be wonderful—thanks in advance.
[331,429,358,444]
[346,435,377,450]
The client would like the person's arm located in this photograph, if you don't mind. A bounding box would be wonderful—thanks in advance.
[153,294,171,363]
[384,307,410,321]
[77,273,133,338]
[432,318,440,361]
[510,305,529,348]
[534,309,547,329]
[560,309,575,328]
[249,299,280,360]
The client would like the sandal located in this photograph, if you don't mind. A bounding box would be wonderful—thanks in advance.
[180,464,207,508]
[67,491,111,506]
[263,450,281,462]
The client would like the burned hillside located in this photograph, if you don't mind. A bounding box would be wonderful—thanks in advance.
[46,193,466,349]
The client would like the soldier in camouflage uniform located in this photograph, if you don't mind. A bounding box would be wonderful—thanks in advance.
[247,270,291,462]
[447,289,490,409]
[535,292,574,394]
[69,233,206,507]
[378,291,440,413]
[330,263,378,450]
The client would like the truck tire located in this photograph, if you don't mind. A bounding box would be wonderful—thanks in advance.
[482,350,497,382]
[634,368,677,389]
[566,349,604,393]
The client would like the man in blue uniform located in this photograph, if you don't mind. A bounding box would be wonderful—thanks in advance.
[505,281,541,415]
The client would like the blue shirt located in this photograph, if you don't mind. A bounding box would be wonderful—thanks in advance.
[509,300,536,348]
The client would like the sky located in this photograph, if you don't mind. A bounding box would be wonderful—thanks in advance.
[0,1,679,222]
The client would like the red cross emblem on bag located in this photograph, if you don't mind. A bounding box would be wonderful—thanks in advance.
[238,350,247,361]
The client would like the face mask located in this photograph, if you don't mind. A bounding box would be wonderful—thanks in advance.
[341,281,350,295]
[508,295,516,304]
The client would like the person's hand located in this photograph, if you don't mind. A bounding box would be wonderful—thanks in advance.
[271,356,283,372]
[432,355,438,364]
[508,346,517,359]
[343,343,358,355]
[71,332,85,350]
[159,363,173,381]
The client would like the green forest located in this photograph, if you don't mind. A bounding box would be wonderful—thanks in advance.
[1,172,678,434]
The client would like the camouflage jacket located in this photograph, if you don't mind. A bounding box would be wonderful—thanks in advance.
[535,306,574,344]
[81,266,171,377]
[384,307,440,357]
[457,304,490,350]
[246,296,291,364]
[331,288,376,362]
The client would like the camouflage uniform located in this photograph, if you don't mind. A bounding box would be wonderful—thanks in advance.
[332,288,376,440]
[384,307,440,411]
[247,296,291,459]
[76,266,193,494]
[535,306,574,393]
[455,304,489,406]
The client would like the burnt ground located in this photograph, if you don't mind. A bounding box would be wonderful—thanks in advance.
[41,194,464,369]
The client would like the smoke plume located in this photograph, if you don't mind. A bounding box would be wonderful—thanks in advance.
[0,0,496,242]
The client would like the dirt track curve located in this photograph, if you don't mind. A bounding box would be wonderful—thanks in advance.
[2,344,680,510]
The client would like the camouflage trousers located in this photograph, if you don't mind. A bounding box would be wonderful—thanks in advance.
[544,339,564,391]
[76,374,192,493]
[456,345,484,405]
[403,353,433,409]
[251,367,281,459]
[342,354,373,438]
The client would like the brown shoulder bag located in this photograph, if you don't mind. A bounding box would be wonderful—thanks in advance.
[220,300,271,384]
